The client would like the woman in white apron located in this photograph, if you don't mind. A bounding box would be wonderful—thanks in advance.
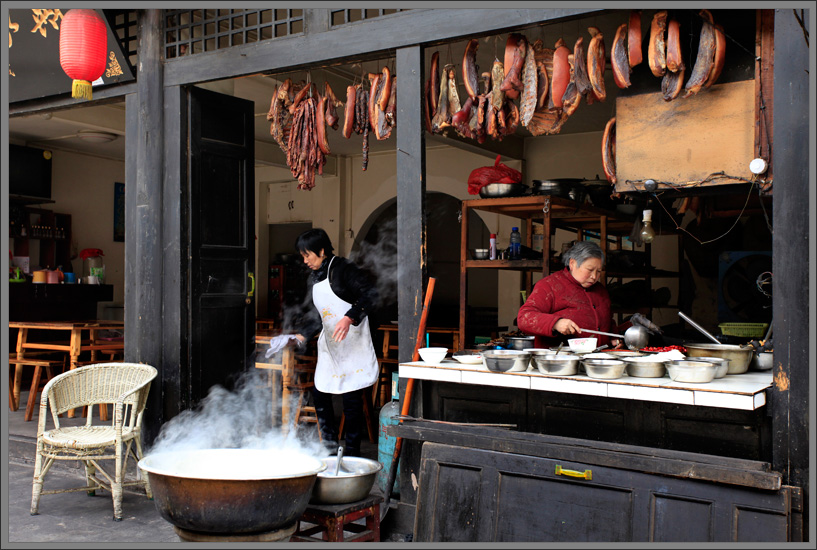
[292,228,379,456]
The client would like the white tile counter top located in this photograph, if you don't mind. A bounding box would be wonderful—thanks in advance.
[399,360,773,411]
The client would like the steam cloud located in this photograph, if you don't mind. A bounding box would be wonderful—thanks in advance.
[146,349,327,459]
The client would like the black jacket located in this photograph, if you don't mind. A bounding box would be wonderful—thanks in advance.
[299,255,379,341]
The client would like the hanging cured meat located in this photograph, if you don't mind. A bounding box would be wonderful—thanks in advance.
[628,11,643,67]
[423,79,433,133]
[428,52,440,115]
[683,9,717,98]
[446,64,462,118]
[587,27,606,102]
[316,93,330,155]
[501,33,527,99]
[611,23,632,89]
[666,19,683,73]
[462,39,480,100]
[267,78,294,154]
[661,65,686,101]
[452,96,474,139]
[431,63,452,133]
[287,86,326,190]
[705,23,726,87]
[342,84,357,139]
[520,41,538,127]
[503,99,520,137]
[572,36,593,98]
[385,75,397,128]
[602,117,616,184]
[536,60,549,110]
[491,59,505,112]
[551,38,570,109]
[323,82,342,129]
[648,11,668,77]
[532,43,557,111]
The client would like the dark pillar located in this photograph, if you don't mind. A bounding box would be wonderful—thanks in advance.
[770,7,810,540]
[126,9,164,444]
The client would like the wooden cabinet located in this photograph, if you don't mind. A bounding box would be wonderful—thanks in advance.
[266,181,313,223]
[394,424,800,543]
[458,195,678,346]
[9,203,72,272]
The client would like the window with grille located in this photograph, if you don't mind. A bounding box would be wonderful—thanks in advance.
[164,9,303,59]
[106,10,138,74]
[330,9,409,27]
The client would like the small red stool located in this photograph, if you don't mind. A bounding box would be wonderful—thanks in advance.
[291,494,383,542]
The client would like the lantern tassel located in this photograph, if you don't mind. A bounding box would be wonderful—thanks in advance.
[72,80,93,100]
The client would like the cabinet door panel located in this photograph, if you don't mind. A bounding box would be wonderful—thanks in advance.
[266,181,294,223]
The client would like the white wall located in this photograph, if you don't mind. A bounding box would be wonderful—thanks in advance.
[50,149,126,318]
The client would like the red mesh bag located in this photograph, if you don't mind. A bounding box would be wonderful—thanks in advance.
[467,155,523,195]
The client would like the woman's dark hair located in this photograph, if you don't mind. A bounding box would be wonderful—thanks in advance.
[295,228,334,256]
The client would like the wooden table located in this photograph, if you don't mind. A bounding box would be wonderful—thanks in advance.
[377,324,461,358]
[10,320,125,419]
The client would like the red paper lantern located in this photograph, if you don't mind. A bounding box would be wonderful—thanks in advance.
[59,9,107,100]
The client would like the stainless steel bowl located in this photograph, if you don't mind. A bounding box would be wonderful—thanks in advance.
[311,456,383,504]
[532,353,580,375]
[691,356,731,379]
[752,351,773,371]
[666,360,719,383]
[623,357,667,378]
[505,335,535,351]
[470,248,490,260]
[478,183,528,198]
[482,349,531,372]
[685,343,753,374]
[582,359,627,379]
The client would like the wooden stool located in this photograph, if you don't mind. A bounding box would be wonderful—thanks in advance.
[288,357,320,437]
[373,358,398,408]
[291,494,383,542]
[337,386,377,444]
[9,355,65,421]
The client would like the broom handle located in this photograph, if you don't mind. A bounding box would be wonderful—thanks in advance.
[384,277,436,506]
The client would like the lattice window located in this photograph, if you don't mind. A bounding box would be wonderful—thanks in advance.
[330,9,408,27]
[105,10,138,74]
[164,9,303,59]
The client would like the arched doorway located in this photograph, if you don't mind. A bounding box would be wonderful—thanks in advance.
[352,192,498,348]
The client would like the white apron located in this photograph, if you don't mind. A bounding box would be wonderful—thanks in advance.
[313,257,378,394]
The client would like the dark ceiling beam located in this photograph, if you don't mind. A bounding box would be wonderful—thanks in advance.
[164,8,602,87]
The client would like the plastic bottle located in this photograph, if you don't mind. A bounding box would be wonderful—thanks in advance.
[510,227,522,260]
[377,372,401,496]
[489,233,497,260]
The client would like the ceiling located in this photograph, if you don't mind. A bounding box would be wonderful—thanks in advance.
[8,9,640,166]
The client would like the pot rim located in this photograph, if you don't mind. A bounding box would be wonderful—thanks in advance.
[139,448,327,480]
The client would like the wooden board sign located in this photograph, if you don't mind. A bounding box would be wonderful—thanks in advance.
[614,80,756,193]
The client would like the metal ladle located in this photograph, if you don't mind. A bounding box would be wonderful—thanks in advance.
[678,311,721,345]
[578,326,650,351]
[333,446,344,476]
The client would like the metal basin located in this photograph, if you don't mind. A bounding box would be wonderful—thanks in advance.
[532,353,580,375]
[139,448,325,534]
[505,335,535,351]
[482,349,531,372]
[311,456,382,505]
[479,183,528,198]
[666,360,719,383]
[685,343,754,374]
[752,351,774,371]
[582,359,627,379]
[624,357,667,378]
[690,356,731,379]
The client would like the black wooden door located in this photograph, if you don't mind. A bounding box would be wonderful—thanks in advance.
[188,86,255,402]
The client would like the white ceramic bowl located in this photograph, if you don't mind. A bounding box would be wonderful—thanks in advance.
[568,337,597,354]
[418,347,447,364]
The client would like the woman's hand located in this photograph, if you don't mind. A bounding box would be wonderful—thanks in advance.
[332,316,354,342]
[553,318,580,335]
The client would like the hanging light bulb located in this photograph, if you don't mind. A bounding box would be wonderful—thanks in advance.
[639,209,656,243]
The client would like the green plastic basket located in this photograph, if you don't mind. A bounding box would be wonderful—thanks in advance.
[718,323,769,338]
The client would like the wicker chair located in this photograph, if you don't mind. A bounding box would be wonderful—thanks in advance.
[30,362,158,521]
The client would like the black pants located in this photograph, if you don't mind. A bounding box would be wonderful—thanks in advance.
[311,386,365,457]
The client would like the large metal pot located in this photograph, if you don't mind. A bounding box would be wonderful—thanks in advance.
[479,183,528,198]
[139,448,325,534]
[684,343,754,374]
[505,335,535,350]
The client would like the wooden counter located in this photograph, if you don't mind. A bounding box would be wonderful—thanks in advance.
[8,283,114,321]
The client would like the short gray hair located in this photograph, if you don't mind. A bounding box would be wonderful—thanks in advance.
[562,240,605,267]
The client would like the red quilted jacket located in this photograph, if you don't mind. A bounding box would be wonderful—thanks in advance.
[517,267,617,348]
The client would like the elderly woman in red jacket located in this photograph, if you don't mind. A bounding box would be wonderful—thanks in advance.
[518,240,626,349]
